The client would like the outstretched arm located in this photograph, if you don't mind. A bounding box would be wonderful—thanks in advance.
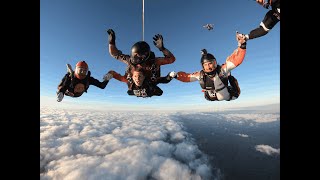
[221,32,247,75]
[176,71,200,82]
[153,34,176,65]
[155,48,176,66]
[248,9,279,40]
[108,70,128,83]
[57,73,71,93]
[109,44,131,65]
[89,77,109,89]
[107,29,130,65]
[156,71,177,84]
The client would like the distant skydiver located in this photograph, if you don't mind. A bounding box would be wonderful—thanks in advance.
[203,24,214,31]
[56,61,111,102]
[103,66,177,98]
[106,29,175,85]
[239,0,280,40]
[172,32,247,101]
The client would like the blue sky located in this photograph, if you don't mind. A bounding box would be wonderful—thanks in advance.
[40,0,280,111]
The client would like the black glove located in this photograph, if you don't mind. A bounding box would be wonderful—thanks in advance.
[56,91,64,102]
[107,29,115,45]
[153,34,165,51]
[263,1,270,9]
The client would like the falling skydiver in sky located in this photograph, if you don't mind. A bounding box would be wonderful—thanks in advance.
[203,24,214,31]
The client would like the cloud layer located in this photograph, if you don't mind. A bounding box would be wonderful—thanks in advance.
[255,145,280,156]
[40,107,218,180]
[219,113,279,123]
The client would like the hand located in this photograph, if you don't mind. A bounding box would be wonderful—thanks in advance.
[169,71,177,78]
[103,73,113,81]
[107,29,116,45]
[236,31,247,47]
[57,92,64,102]
[256,0,269,8]
[153,34,165,51]
[66,63,73,74]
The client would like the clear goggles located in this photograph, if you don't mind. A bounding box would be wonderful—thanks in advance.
[75,67,88,75]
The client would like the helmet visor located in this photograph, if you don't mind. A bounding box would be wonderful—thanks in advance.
[75,66,88,76]
[131,52,150,65]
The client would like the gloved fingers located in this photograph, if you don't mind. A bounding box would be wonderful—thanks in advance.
[107,29,114,35]
[153,34,159,41]
[169,71,177,78]
[57,92,64,102]
[153,34,162,40]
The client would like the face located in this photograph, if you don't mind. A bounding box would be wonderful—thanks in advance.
[131,51,150,65]
[75,66,88,79]
[132,71,145,86]
[74,83,85,93]
[202,61,216,73]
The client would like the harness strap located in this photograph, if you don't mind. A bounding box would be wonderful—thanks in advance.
[215,85,226,92]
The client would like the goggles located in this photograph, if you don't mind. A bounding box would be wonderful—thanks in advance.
[75,67,88,75]
[131,52,150,65]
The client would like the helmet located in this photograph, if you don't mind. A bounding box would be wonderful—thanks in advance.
[75,61,88,79]
[200,49,217,69]
[130,41,151,65]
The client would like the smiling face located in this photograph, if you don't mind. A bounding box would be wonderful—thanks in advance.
[75,66,88,79]
[132,71,145,86]
[202,61,217,73]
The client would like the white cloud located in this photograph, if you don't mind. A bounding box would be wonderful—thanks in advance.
[237,134,249,138]
[255,145,280,156]
[219,113,279,123]
[40,107,219,180]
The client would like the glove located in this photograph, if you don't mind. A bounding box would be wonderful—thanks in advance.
[166,71,178,80]
[66,63,73,74]
[236,31,247,48]
[57,92,64,102]
[153,34,165,51]
[169,71,177,78]
[103,73,113,81]
[107,29,116,45]
[262,0,270,9]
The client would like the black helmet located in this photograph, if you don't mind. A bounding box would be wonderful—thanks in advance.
[130,41,151,65]
[200,49,217,68]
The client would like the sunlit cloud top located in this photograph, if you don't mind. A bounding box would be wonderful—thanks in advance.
[237,134,249,138]
[219,113,279,123]
[40,107,221,180]
[255,145,280,156]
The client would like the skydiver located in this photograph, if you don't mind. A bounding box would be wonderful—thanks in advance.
[56,61,112,102]
[106,29,175,84]
[239,0,280,40]
[172,32,247,101]
[203,24,213,31]
[103,66,177,98]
